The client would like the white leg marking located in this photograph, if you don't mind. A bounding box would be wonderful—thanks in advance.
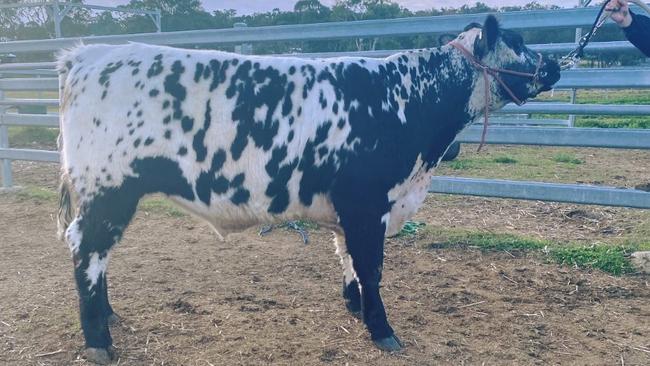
[86,252,110,294]
[333,232,357,285]
[65,217,83,255]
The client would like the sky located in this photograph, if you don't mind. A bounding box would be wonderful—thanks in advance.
[91,1,575,15]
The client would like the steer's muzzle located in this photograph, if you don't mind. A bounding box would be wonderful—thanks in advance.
[537,57,561,92]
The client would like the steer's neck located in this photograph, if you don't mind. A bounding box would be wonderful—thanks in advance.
[386,46,480,166]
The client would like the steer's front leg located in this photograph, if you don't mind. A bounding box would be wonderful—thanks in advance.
[339,215,403,352]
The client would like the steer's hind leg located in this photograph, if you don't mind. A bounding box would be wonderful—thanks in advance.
[102,275,120,326]
[65,191,140,364]
[338,216,402,352]
[333,232,361,318]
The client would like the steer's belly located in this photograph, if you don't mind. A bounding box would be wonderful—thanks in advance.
[169,192,339,239]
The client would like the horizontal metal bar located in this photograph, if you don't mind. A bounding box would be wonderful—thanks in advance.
[0,78,58,91]
[0,148,59,162]
[0,42,637,70]
[457,126,650,149]
[0,1,51,9]
[285,41,640,59]
[0,1,159,15]
[1,113,58,127]
[70,3,159,16]
[501,103,650,115]
[555,68,650,89]
[429,176,650,209]
[0,7,634,54]
[0,99,59,107]
[0,62,57,71]
[0,70,646,91]
[530,40,637,54]
[484,118,569,126]
[0,70,58,76]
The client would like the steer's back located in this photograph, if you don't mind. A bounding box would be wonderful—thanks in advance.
[58,43,374,236]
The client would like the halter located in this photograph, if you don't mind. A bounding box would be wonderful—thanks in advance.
[449,41,543,151]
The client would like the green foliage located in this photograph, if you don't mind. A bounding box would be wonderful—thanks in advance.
[493,156,517,164]
[425,229,644,275]
[447,159,474,170]
[440,231,547,251]
[549,245,635,275]
[552,153,583,165]
[8,126,58,148]
[16,186,57,203]
[139,197,186,217]
[575,117,650,129]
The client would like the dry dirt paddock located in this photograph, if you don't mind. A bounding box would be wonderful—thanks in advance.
[1,145,650,366]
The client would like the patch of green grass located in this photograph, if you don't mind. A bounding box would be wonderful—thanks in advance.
[549,245,635,275]
[139,197,186,217]
[447,159,475,170]
[574,117,650,129]
[423,228,646,275]
[8,126,59,147]
[552,153,583,165]
[435,231,547,251]
[16,186,57,203]
[493,156,517,164]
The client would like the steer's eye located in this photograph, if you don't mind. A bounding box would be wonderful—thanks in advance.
[511,35,524,55]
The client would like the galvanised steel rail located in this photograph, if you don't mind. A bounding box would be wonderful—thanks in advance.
[284,41,642,59]
[1,6,648,54]
[457,126,650,149]
[429,177,650,209]
[0,67,648,92]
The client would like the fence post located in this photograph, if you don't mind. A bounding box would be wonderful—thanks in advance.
[52,0,62,38]
[233,23,253,55]
[0,87,11,188]
[568,0,587,128]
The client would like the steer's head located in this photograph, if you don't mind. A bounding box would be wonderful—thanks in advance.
[451,15,561,111]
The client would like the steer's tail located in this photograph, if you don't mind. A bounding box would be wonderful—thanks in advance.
[57,174,75,241]
[55,45,82,241]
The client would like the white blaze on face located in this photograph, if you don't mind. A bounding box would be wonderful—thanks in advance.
[86,252,110,293]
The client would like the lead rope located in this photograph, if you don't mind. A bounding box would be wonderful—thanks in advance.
[560,0,650,70]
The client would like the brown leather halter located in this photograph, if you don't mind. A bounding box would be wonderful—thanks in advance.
[449,41,543,151]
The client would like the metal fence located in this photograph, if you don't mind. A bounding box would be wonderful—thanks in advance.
[1,6,649,208]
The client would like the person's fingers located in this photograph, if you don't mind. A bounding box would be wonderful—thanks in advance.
[605,0,619,11]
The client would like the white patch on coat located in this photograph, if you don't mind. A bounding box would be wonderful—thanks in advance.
[65,217,84,254]
[333,231,357,285]
[384,155,432,237]
[86,252,110,293]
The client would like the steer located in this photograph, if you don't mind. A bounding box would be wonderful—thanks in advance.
[57,15,560,364]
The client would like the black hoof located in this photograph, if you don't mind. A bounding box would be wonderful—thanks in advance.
[348,309,362,319]
[107,313,121,326]
[345,301,362,319]
[84,346,117,365]
[373,335,404,352]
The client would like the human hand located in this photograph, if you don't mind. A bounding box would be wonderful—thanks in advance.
[605,0,633,28]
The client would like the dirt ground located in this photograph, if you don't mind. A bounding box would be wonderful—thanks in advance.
[1,149,650,365]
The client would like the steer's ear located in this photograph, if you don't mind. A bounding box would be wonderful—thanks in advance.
[476,15,500,58]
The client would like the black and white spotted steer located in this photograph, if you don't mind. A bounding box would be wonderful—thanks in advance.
[57,15,559,364]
